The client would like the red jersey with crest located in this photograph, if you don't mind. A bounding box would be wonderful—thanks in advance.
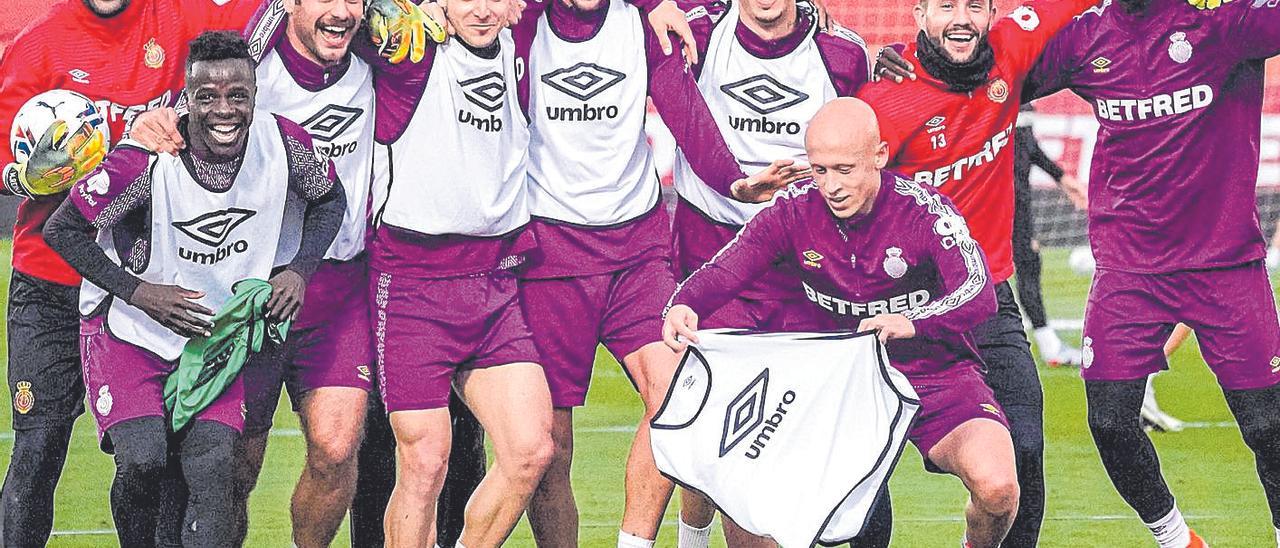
[858,0,1095,284]
[0,0,260,286]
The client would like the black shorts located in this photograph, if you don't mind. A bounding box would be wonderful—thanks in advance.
[7,270,83,430]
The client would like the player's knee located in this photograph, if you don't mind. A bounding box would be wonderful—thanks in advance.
[398,439,451,490]
[306,432,360,476]
[1237,407,1280,457]
[502,434,555,486]
[113,444,167,483]
[1087,399,1141,444]
[970,472,1020,518]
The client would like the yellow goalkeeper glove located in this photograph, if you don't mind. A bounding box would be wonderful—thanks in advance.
[367,0,447,64]
[1187,0,1232,10]
[3,119,106,198]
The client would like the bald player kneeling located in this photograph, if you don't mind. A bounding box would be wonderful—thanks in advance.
[663,98,1020,548]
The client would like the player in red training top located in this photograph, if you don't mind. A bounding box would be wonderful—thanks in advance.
[0,1,259,545]
[857,0,1095,545]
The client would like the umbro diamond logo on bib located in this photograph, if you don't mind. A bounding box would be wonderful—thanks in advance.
[720,75,810,115]
[541,62,626,101]
[719,369,769,457]
[459,72,507,113]
[300,105,364,142]
[173,208,257,247]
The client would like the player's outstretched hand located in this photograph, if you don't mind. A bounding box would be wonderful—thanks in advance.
[129,108,185,156]
[648,0,699,65]
[662,304,701,352]
[367,0,447,64]
[129,282,213,338]
[731,158,811,203]
[857,313,916,343]
[1060,174,1087,210]
[3,119,107,199]
[266,270,306,322]
[873,45,915,84]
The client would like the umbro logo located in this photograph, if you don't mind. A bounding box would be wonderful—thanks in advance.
[926,115,947,133]
[173,208,256,247]
[1091,56,1112,74]
[541,62,626,101]
[719,369,769,457]
[68,69,90,84]
[299,105,364,142]
[720,74,809,115]
[459,72,506,113]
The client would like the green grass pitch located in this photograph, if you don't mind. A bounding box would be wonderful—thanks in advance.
[0,244,1274,546]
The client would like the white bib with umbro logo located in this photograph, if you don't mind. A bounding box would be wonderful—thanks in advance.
[105,110,290,361]
[374,31,532,237]
[257,48,375,262]
[650,330,918,546]
[672,4,836,225]
[527,0,656,225]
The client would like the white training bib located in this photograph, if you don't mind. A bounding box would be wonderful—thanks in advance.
[257,48,376,263]
[99,111,291,361]
[650,330,919,547]
[526,0,657,225]
[671,3,836,226]
[374,31,532,237]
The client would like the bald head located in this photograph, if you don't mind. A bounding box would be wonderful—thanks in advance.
[806,98,883,157]
[806,98,889,219]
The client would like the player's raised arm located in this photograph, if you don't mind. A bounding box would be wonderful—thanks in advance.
[898,181,997,339]
[1223,0,1280,60]
[991,0,1101,78]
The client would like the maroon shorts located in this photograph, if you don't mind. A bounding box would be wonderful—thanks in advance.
[907,366,1009,472]
[1081,261,1280,390]
[243,258,375,435]
[520,258,674,407]
[372,269,542,412]
[80,314,246,450]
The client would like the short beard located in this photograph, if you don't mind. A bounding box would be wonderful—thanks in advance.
[82,0,131,18]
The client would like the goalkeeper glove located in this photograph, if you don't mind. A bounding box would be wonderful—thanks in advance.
[367,0,447,64]
[1187,0,1231,9]
[3,119,106,198]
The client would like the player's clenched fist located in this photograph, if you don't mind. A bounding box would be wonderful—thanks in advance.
[3,119,107,198]
[857,313,916,343]
[128,282,214,339]
[662,304,701,352]
[366,0,447,64]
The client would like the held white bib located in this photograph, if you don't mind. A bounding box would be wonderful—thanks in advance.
[671,4,836,226]
[650,330,919,547]
[526,0,657,225]
[100,111,290,361]
[257,49,376,262]
[374,32,532,237]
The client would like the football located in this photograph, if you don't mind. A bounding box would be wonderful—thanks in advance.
[8,89,109,165]
[1068,245,1097,276]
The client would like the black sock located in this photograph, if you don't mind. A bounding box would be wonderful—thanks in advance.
[352,392,396,547]
[2,424,74,548]
[437,390,487,548]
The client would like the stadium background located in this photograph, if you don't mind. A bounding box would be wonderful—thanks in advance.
[1,1,1279,546]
